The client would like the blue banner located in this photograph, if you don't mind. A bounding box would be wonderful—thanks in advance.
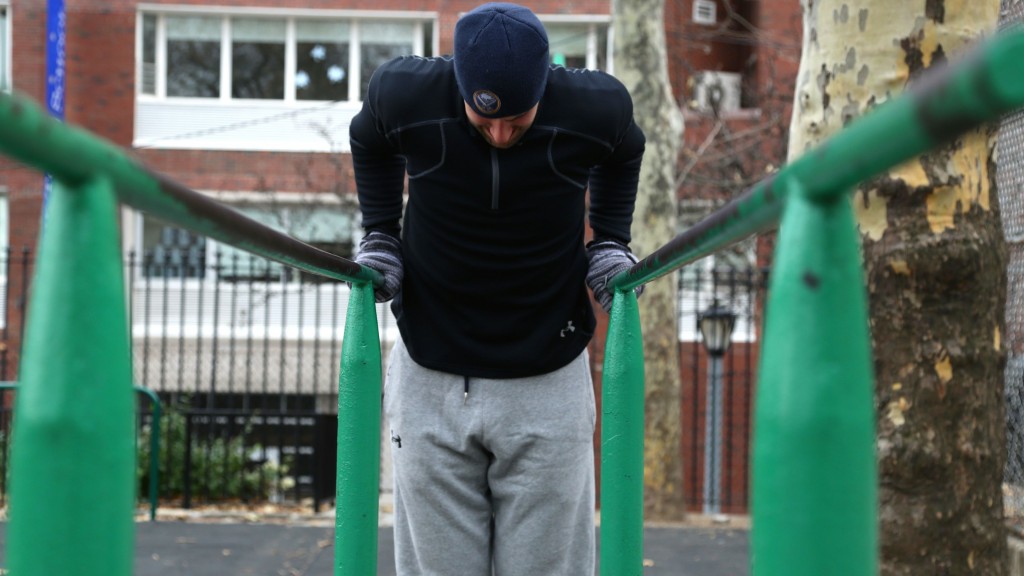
[43,0,65,216]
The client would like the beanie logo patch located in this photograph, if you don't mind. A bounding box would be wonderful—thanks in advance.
[472,90,502,115]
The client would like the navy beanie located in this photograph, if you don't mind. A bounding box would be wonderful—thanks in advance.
[454,3,550,117]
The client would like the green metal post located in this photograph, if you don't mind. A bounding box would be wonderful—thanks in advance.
[8,177,136,576]
[335,281,382,575]
[599,289,645,576]
[135,385,162,522]
[752,179,877,575]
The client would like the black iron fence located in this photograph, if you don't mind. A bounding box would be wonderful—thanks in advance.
[677,263,768,514]
[0,247,765,513]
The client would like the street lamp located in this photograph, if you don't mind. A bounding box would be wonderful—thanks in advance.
[698,300,736,516]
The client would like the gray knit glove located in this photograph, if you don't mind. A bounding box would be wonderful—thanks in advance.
[586,240,643,313]
[354,231,403,303]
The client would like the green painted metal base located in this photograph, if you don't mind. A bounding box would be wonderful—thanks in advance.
[334,281,382,575]
[600,290,645,576]
[752,183,878,575]
[9,177,136,575]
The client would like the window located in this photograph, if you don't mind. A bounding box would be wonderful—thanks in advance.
[295,21,350,102]
[232,18,286,100]
[546,22,609,70]
[138,11,434,103]
[166,15,222,98]
[0,189,7,250]
[136,10,435,151]
[128,198,392,345]
[136,199,355,283]
[693,0,717,25]
[0,189,6,329]
[141,215,208,279]
[140,14,156,95]
[0,4,9,92]
[214,202,354,283]
[358,22,415,99]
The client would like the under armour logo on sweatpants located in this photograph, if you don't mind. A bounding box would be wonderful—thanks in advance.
[560,321,575,338]
[391,431,402,448]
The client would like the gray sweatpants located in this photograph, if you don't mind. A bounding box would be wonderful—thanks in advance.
[383,339,597,576]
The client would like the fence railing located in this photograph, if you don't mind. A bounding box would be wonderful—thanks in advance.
[0,249,765,514]
[0,25,1023,576]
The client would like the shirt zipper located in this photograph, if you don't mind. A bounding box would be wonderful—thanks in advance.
[490,148,499,210]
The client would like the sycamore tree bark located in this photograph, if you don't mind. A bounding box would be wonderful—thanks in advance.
[612,0,687,519]
[788,1,1007,573]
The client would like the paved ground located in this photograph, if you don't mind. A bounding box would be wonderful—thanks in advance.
[0,518,749,575]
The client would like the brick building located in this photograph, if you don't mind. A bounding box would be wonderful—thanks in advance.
[0,0,801,512]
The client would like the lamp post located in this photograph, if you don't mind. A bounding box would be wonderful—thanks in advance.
[698,300,736,515]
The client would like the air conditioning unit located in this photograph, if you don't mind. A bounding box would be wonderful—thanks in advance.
[692,71,742,113]
[693,0,717,25]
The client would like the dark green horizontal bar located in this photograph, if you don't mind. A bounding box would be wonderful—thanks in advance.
[614,25,1024,292]
[0,94,380,287]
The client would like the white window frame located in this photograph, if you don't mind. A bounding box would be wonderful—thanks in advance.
[134,6,437,151]
[526,13,613,73]
[0,2,10,93]
[136,6,437,104]
[693,0,717,25]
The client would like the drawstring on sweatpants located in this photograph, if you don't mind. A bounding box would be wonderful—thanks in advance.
[464,375,470,405]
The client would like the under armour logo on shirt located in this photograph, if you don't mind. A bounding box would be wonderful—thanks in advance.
[391,431,402,448]
[560,321,575,338]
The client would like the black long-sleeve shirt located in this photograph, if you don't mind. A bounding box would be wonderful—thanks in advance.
[350,55,645,378]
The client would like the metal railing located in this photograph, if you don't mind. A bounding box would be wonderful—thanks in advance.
[0,25,1022,576]
[0,89,383,574]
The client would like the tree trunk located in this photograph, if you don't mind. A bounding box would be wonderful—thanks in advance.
[612,0,687,520]
[788,1,1008,573]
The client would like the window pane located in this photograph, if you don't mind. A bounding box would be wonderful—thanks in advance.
[422,22,433,58]
[0,192,7,249]
[0,192,6,329]
[232,18,285,100]
[360,43,410,99]
[141,215,207,279]
[166,16,221,98]
[548,24,589,69]
[0,7,8,92]
[547,24,607,70]
[359,22,414,100]
[548,25,588,59]
[217,204,354,282]
[361,22,415,44]
[141,14,156,95]
[296,21,350,102]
